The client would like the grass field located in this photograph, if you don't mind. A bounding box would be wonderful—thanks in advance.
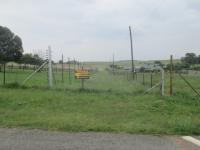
[0,67,200,135]
[0,68,161,93]
[84,59,181,70]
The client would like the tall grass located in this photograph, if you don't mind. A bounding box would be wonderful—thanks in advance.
[0,86,200,135]
[0,68,200,134]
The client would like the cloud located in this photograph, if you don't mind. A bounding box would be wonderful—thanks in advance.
[0,0,200,61]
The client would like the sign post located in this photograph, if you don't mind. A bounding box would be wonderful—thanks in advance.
[75,69,90,89]
[82,79,84,89]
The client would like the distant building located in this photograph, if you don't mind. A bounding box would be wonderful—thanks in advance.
[141,63,164,72]
[123,66,140,72]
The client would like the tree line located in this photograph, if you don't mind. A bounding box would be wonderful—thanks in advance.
[0,25,44,66]
[161,53,200,71]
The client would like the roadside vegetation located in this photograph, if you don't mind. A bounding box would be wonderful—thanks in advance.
[0,69,200,135]
[0,85,200,135]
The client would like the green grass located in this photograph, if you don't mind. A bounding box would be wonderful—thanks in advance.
[84,59,181,70]
[0,86,200,135]
[0,69,159,93]
[5,59,181,72]
[0,68,200,135]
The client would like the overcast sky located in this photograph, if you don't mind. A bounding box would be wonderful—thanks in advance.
[0,0,200,62]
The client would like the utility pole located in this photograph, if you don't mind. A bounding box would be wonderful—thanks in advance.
[48,46,53,87]
[129,26,135,80]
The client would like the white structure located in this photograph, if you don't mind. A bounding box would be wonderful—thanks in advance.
[48,46,53,87]
[160,66,165,96]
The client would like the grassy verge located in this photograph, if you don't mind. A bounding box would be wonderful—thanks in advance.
[0,86,200,135]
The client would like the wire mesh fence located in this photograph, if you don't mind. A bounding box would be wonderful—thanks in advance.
[0,63,200,97]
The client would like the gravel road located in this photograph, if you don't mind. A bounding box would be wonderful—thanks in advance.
[0,128,199,150]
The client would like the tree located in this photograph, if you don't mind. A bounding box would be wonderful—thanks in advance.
[32,54,43,65]
[197,55,200,64]
[0,26,23,62]
[58,60,63,64]
[0,26,23,84]
[154,61,163,67]
[21,53,33,64]
[166,63,190,71]
[181,53,197,65]
[21,53,44,66]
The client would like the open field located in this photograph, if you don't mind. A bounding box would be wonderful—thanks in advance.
[0,66,200,135]
[0,66,200,95]
[4,59,181,71]
[0,68,161,93]
[84,59,181,70]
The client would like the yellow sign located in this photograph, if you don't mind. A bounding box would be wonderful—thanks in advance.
[75,69,90,79]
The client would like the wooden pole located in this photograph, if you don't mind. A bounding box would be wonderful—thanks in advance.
[78,60,80,69]
[81,66,84,89]
[170,55,173,96]
[161,67,165,96]
[129,26,135,80]
[143,73,145,85]
[73,58,76,72]
[11,64,13,72]
[135,72,137,80]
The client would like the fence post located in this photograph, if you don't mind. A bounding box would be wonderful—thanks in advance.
[161,68,165,96]
[62,54,64,83]
[170,55,173,96]
[11,64,13,72]
[135,72,137,80]
[73,58,76,72]
[143,73,145,85]
[129,26,135,80]
[68,57,71,85]
[3,63,5,85]
[48,46,53,87]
